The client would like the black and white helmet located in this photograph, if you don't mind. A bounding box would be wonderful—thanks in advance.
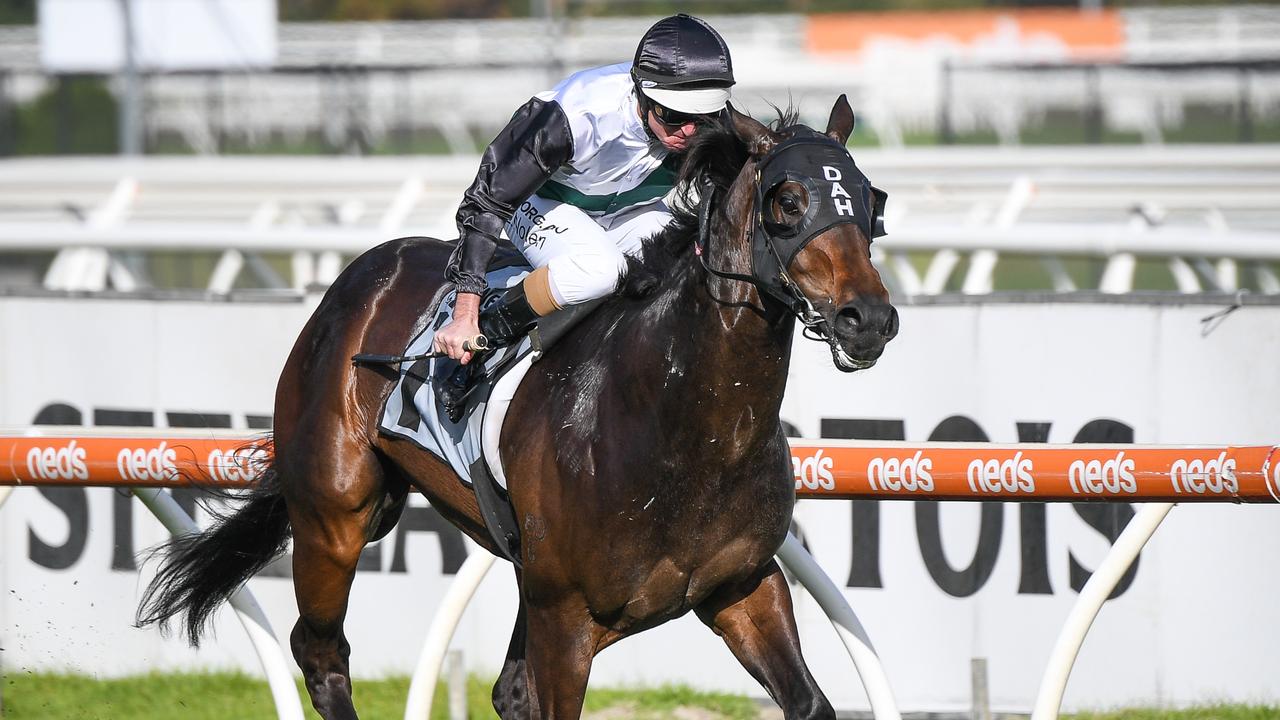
[632,14,735,115]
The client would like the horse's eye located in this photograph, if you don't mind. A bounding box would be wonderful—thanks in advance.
[779,195,800,216]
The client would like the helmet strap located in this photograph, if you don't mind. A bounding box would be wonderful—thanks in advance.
[631,71,660,144]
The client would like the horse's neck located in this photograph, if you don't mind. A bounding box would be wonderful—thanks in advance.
[627,225,794,454]
[687,272,791,402]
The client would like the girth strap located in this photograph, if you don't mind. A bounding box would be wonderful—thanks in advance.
[469,453,523,567]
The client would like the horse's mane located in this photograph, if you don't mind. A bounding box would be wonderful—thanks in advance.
[618,107,800,298]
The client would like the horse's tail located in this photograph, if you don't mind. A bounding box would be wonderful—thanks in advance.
[135,460,291,646]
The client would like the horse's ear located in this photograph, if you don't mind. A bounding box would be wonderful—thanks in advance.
[728,102,777,156]
[826,94,855,145]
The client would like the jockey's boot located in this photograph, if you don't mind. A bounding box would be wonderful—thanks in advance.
[478,282,540,349]
[433,359,478,424]
[433,283,542,423]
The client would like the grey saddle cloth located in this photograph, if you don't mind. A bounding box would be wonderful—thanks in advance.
[378,264,532,483]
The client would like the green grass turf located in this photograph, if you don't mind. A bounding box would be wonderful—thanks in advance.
[2,672,1276,719]
[1066,705,1280,720]
[0,672,758,719]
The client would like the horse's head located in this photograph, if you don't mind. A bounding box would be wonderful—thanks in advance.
[712,96,898,371]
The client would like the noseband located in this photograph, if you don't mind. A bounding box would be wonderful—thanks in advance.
[694,130,887,365]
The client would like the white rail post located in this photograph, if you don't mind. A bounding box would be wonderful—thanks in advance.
[132,487,306,720]
[380,176,425,234]
[43,177,138,291]
[447,649,467,720]
[963,175,1035,294]
[404,549,497,720]
[1030,502,1175,720]
[776,534,902,720]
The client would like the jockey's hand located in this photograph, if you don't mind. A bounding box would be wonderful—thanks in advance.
[434,292,483,364]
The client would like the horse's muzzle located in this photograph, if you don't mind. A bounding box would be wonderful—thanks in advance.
[829,298,899,371]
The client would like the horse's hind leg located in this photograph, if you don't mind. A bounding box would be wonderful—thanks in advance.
[696,560,835,720]
[282,444,385,720]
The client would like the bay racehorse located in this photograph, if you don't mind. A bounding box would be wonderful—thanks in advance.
[137,96,898,720]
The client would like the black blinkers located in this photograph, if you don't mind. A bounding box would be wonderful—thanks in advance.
[750,131,887,310]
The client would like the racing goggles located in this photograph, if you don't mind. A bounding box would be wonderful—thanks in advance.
[650,102,715,128]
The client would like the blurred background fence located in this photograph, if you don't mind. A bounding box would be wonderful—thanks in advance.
[3,6,1280,156]
[2,2,1279,300]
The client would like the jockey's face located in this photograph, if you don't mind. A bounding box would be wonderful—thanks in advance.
[641,102,707,152]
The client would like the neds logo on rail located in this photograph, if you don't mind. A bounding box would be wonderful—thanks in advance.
[26,441,89,481]
[117,442,179,483]
[967,452,1034,493]
[1170,452,1237,495]
[867,451,933,492]
[793,449,835,490]
[1068,451,1136,495]
[207,446,267,484]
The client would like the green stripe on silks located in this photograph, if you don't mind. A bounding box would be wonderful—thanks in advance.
[536,164,677,215]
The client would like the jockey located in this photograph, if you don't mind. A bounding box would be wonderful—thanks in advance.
[433,13,735,365]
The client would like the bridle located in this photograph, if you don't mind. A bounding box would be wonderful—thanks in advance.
[693,130,887,369]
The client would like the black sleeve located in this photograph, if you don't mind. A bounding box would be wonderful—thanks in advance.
[445,97,574,295]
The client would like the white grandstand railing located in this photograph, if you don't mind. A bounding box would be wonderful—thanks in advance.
[6,221,1280,257]
[2,149,1278,295]
[3,221,1278,297]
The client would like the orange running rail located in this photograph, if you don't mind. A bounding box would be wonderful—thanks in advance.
[789,440,1280,503]
[2,435,1278,503]
[0,435,267,488]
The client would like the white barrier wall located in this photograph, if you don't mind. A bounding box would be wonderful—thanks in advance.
[1,295,1277,713]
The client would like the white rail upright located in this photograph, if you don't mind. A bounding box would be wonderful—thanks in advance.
[404,549,497,720]
[776,534,902,720]
[1030,502,1176,720]
[405,534,902,720]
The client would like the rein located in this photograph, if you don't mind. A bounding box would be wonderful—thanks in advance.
[693,180,832,344]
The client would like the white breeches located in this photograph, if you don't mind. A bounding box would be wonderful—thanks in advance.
[504,194,673,306]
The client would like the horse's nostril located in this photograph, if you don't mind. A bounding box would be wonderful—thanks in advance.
[836,305,863,332]
[883,306,900,338]
[836,302,898,341]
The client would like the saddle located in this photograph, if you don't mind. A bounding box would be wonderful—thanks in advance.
[368,271,602,567]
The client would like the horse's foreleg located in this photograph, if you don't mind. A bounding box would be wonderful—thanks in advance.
[493,572,536,720]
[283,449,383,720]
[695,560,835,720]
[523,598,599,720]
